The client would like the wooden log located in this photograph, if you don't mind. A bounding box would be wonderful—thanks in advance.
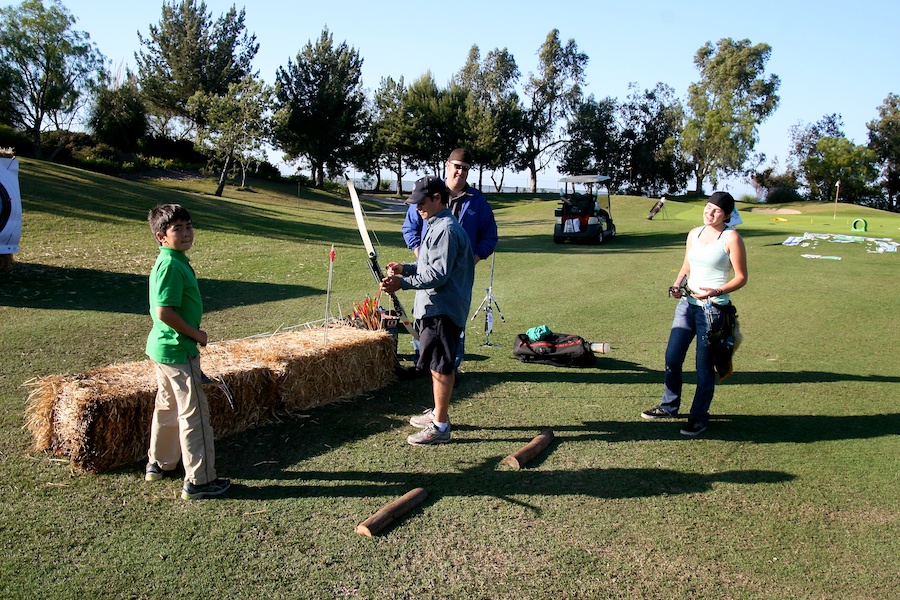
[355,487,428,537]
[502,428,554,470]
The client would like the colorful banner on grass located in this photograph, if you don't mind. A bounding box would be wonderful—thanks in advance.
[0,157,22,255]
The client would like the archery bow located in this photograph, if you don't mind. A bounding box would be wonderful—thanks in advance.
[346,176,419,340]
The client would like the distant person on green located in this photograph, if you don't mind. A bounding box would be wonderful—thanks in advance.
[144,204,230,499]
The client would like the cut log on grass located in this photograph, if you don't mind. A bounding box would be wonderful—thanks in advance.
[355,487,428,537]
[502,428,554,470]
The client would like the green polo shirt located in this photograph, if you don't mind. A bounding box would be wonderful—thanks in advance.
[145,246,203,364]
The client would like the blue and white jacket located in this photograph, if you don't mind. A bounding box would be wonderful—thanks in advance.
[402,184,498,261]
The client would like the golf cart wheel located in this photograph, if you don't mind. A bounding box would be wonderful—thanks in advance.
[553,235,563,244]
[594,220,606,244]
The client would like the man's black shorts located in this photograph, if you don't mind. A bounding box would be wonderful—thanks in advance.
[416,315,462,375]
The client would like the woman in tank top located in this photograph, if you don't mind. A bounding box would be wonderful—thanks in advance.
[640,191,748,436]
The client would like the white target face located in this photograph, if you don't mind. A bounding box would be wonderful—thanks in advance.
[0,180,11,233]
[0,157,22,254]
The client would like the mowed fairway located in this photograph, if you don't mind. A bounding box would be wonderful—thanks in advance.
[0,159,897,599]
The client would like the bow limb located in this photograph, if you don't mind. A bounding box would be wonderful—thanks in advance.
[346,176,418,340]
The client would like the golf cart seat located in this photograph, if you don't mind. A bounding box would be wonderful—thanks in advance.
[561,193,596,215]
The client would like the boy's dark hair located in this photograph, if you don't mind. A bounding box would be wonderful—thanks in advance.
[148,204,191,238]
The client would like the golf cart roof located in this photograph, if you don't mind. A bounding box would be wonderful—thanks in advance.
[558,175,610,184]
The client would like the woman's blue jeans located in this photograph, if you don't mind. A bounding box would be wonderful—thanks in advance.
[660,300,724,424]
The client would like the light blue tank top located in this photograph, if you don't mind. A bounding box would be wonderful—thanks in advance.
[687,226,733,305]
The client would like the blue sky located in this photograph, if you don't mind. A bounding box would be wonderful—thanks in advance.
[8,0,900,193]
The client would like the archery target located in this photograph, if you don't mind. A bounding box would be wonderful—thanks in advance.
[0,157,22,254]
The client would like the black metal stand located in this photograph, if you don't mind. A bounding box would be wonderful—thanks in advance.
[471,254,506,346]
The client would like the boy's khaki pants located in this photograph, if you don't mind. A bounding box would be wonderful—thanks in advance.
[148,356,217,485]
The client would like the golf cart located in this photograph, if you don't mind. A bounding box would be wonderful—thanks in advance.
[553,175,616,244]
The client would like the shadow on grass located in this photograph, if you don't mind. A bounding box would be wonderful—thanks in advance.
[215,392,898,505]
[123,348,896,505]
[454,366,900,388]
[19,160,363,246]
[473,415,900,446]
[211,381,896,504]
[0,262,317,314]
[224,461,794,505]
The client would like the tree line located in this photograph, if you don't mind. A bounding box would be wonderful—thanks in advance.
[1,0,898,210]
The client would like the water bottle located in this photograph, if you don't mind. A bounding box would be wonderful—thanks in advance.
[590,342,610,354]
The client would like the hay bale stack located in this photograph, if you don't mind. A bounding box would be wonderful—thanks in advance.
[195,344,278,436]
[34,363,158,473]
[24,374,68,453]
[257,327,397,411]
[24,325,396,473]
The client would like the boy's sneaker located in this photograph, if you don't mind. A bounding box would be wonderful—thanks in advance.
[641,406,678,419]
[407,422,451,446]
[181,478,231,500]
[680,421,708,436]
[409,408,438,428]
[145,462,164,482]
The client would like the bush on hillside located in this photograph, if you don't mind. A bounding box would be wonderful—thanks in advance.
[766,187,805,204]
[138,136,206,166]
[0,126,32,157]
[70,143,138,174]
[252,160,286,182]
[753,167,803,204]
[88,84,148,152]
[42,131,95,164]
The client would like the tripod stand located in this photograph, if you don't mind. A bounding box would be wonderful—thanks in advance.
[471,253,506,346]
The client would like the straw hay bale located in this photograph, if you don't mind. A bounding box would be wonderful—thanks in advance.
[197,344,278,436]
[24,375,65,452]
[42,362,158,473]
[24,325,396,473]
[247,326,397,412]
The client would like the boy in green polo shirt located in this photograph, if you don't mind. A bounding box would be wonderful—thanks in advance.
[145,204,230,499]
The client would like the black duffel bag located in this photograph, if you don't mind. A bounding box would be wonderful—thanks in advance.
[512,333,595,367]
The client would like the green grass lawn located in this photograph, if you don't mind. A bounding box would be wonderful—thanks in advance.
[1,159,897,599]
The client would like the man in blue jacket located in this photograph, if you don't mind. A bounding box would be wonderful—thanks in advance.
[401,148,498,373]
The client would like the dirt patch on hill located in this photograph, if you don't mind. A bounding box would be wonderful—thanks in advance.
[746,207,802,214]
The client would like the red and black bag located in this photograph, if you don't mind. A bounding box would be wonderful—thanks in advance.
[512,333,595,367]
